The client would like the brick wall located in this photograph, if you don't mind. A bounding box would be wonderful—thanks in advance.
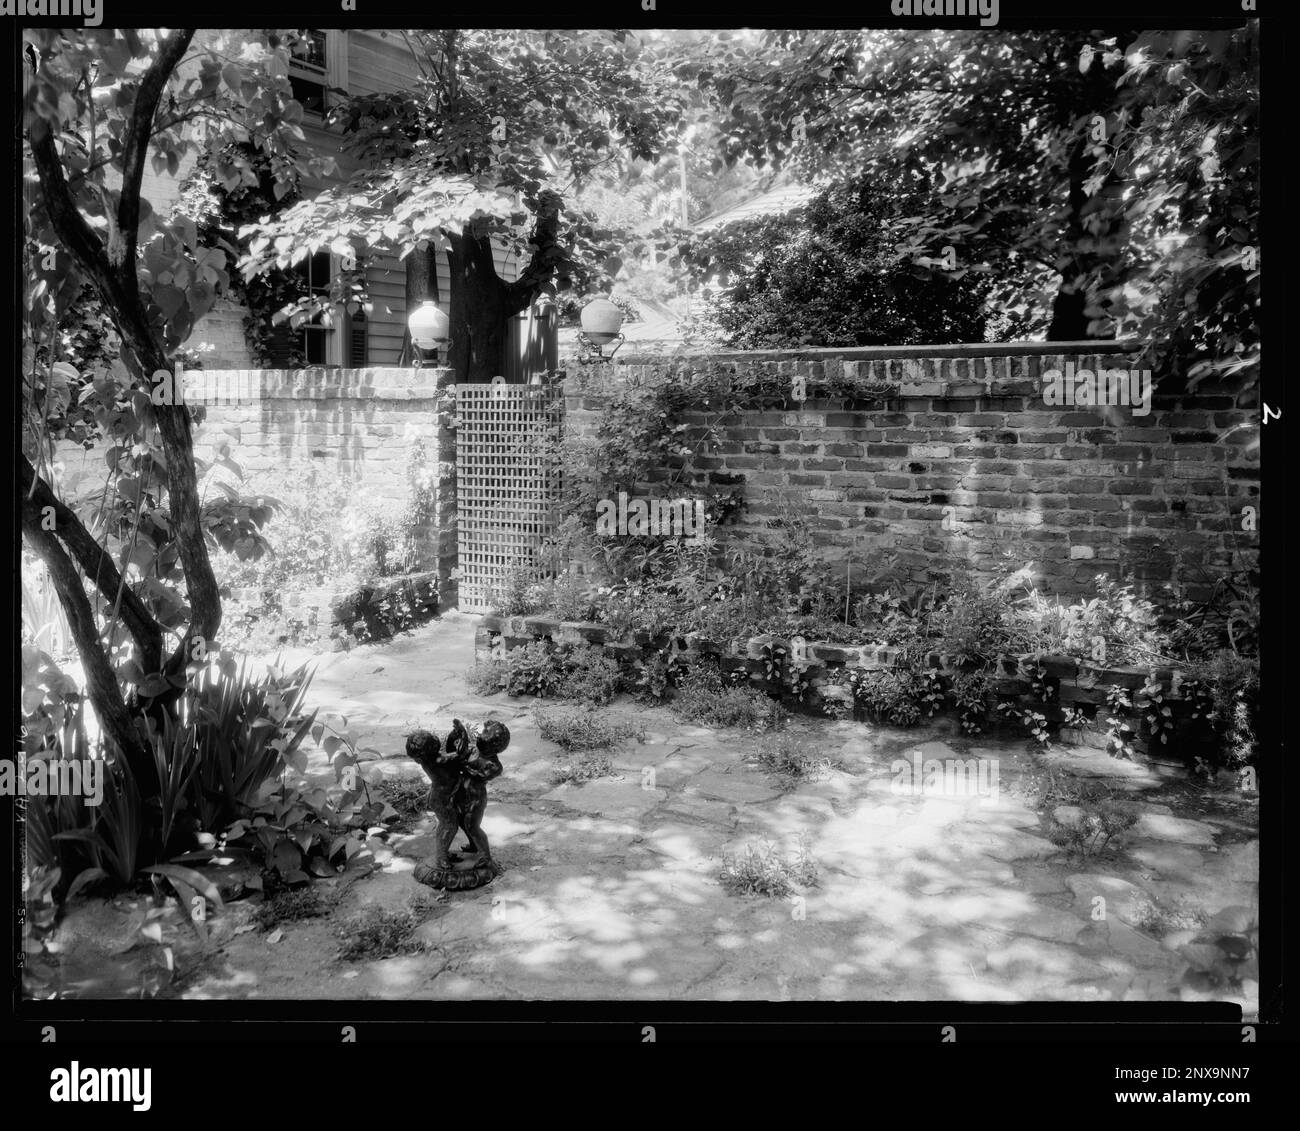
[560,344,1260,600]
[53,367,458,603]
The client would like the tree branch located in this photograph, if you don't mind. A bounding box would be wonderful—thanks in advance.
[20,456,164,674]
[22,493,153,787]
[116,29,194,276]
[504,189,563,315]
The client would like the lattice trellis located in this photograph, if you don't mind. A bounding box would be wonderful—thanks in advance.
[455,382,564,613]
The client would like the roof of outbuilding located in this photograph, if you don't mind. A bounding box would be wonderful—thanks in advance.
[691,182,818,232]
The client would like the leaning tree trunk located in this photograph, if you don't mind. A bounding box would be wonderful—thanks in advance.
[444,191,565,382]
[446,228,512,382]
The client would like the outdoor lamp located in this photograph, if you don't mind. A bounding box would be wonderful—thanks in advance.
[408,301,451,366]
[577,297,625,363]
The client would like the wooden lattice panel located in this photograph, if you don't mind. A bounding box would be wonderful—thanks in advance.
[455,383,564,613]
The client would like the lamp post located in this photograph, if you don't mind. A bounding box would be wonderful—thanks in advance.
[576,297,625,363]
[408,301,450,367]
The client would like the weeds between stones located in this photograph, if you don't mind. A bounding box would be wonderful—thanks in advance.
[753,732,833,785]
[335,893,438,961]
[719,836,819,898]
[533,705,645,751]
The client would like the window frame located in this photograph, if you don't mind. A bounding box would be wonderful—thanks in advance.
[287,28,348,121]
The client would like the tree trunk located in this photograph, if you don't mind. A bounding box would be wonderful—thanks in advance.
[25,29,216,800]
[447,228,511,382]
[400,243,440,366]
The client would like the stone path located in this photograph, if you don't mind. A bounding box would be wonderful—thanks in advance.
[46,615,1259,1006]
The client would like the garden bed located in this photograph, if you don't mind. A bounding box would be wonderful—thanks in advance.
[475,612,1201,759]
[225,570,440,647]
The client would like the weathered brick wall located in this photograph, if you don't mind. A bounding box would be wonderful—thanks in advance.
[561,344,1260,600]
[53,366,458,603]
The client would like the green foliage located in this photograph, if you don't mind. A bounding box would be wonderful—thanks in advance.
[548,752,616,786]
[534,706,646,752]
[846,669,924,728]
[1017,575,1168,666]
[554,646,623,705]
[671,662,783,732]
[336,900,430,961]
[53,757,144,885]
[214,457,435,650]
[695,27,1258,386]
[1103,684,1139,761]
[503,640,567,698]
[241,29,689,379]
[497,641,625,704]
[254,888,329,933]
[680,175,994,347]
[719,837,818,899]
[465,659,509,696]
[1135,672,1175,747]
[753,733,832,785]
[949,671,990,736]
[1184,652,1259,768]
[1045,800,1140,858]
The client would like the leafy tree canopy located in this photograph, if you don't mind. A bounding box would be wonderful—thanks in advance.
[239,29,690,379]
[684,26,1258,384]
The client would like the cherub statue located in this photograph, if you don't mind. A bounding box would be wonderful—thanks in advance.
[407,719,509,890]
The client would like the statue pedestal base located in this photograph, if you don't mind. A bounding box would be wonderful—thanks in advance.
[413,857,499,891]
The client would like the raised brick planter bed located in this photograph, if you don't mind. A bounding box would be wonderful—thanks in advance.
[475,613,1196,756]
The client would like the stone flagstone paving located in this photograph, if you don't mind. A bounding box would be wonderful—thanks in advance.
[44,614,1258,1007]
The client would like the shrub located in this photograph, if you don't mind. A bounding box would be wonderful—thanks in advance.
[555,646,622,705]
[672,663,782,731]
[1044,800,1140,858]
[846,668,924,727]
[1187,652,1260,768]
[466,659,509,696]
[505,640,566,697]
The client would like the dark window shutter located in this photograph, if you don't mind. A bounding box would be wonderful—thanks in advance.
[349,312,367,367]
[267,324,294,367]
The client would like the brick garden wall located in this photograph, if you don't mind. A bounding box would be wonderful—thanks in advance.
[52,366,459,611]
[560,343,1260,600]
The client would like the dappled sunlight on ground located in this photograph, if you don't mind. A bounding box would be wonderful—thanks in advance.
[33,615,1259,1008]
